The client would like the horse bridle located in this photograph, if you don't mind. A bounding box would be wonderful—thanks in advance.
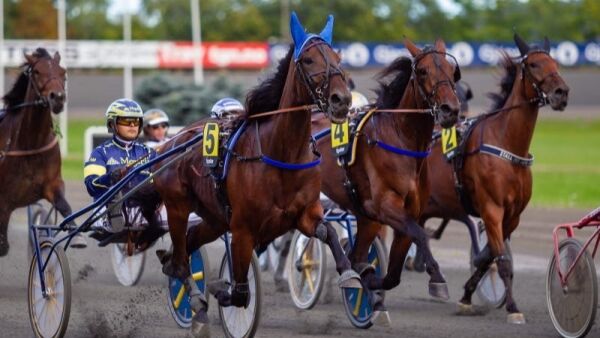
[24,58,65,111]
[411,50,460,123]
[520,50,558,107]
[295,39,346,118]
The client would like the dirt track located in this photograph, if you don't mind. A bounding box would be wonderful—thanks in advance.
[0,181,599,338]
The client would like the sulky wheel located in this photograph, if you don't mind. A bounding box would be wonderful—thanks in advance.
[546,238,597,338]
[28,241,71,338]
[218,251,262,338]
[287,230,327,310]
[341,237,387,329]
[166,246,209,328]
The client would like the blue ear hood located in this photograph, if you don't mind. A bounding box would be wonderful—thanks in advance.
[290,12,334,61]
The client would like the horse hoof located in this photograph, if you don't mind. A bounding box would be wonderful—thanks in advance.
[207,278,230,296]
[429,282,450,301]
[0,241,8,257]
[372,310,391,327]
[338,269,362,289]
[507,312,526,324]
[155,249,171,265]
[457,302,475,315]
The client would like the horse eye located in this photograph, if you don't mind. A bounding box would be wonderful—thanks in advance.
[417,68,427,76]
[529,62,538,69]
[302,57,314,65]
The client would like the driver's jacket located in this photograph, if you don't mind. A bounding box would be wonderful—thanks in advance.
[84,136,155,200]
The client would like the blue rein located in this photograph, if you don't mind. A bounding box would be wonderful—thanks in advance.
[261,154,321,170]
[374,140,430,158]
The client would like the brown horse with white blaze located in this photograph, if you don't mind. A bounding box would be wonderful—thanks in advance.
[419,34,569,323]
[145,13,359,335]
[0,48,73,256]
[312,38,461,319]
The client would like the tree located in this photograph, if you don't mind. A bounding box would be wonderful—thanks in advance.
[6,0,57,39]
[135,73,244,125]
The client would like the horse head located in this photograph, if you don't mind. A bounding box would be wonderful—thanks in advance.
[24,49,66,114]
[405,37,461,128]
[290,12,350,123]
[514,33,569,111]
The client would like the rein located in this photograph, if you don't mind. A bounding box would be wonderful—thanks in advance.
[0,135,58,158]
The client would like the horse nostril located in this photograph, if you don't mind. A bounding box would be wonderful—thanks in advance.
[439,104,452,114]
[330,93,341,105]
[554,88,564,96]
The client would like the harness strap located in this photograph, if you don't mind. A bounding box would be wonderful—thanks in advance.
[0,135,58,158]
[479,143,534,167]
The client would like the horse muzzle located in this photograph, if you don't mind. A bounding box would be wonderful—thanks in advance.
[328,91,351,123]
[437,103,459,129]
[48,91,66,114]
[547,85,569,111]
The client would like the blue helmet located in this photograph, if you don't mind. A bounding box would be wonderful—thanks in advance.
[210,98,244,119]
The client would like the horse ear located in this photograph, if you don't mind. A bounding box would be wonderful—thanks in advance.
[543,36,551,53]
[404,38,421,57]
[319,15,334,45]
[53,51,61,64]
[290,12,307,50]
[434,38,446,53]
[513,33,530,56]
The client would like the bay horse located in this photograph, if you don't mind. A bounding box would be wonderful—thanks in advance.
[419,34,569,323]
[146,13,358,334]
[312,38,461,320]
[0,48,73,256]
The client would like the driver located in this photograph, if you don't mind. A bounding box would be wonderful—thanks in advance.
[83,98,155,236]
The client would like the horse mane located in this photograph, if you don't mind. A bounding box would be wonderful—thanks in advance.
[245,45,294,117]
[2,48,52,110]
[374,56,413,109]
[487,52,518,111]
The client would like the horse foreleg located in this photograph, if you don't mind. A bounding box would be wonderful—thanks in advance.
[228,224,255,308]
[0,209,11,256]
[162,202,192,280]
[297,201,361,289]
[497,216,524,324]
[350,217,381,284]
[379,195,449,300]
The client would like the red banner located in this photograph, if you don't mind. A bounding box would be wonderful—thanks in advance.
[158,42,269,69]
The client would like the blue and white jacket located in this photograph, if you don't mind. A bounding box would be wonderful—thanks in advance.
[83,136,155,200]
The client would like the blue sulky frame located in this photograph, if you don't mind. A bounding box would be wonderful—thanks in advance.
[29,131,205,298]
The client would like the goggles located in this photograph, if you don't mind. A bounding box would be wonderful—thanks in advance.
[116,117,141,127]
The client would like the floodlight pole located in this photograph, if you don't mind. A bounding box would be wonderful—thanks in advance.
[123,0,133,98]
[191,0,204,86]
[58,0,68,156]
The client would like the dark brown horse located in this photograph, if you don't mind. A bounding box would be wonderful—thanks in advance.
[146,13,358,334]
[312,38,461,319]
[0,48,72,256]
[419,34,569,323]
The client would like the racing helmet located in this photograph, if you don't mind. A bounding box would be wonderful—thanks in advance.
[143,108,170,128]
[210,98,244,119]
[105,98,144,134]
[350,91,369,110]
